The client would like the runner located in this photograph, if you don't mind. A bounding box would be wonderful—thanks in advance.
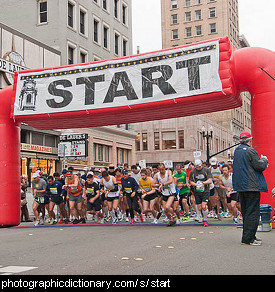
[121,169,143,224]
[100,171,121,224]
[174,164,190,220]
[63,167,85,224]
[31,172,48,226]
[156,163,177,226]
[139,168,158,224]
[189,159,213,227]
[152,164,163,220]
[131,165,143,213]
[219,164,240,223]
[83,173,103,224]
[210,157,229,217]
[46,175,69,224]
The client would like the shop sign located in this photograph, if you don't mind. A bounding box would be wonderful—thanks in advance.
[21,143,52,154]
[1,51,27,85]
[58,133,88,158]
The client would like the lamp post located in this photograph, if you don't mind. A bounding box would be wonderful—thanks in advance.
[202,126,213,164]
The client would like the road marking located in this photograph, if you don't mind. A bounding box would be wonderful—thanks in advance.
[135,258,143,261]
[155,245,162,248]
[168,246,174,249]
[121,257,129,260]
[0,266,37,275]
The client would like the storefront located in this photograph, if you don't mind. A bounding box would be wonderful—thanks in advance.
[21,143,59,184]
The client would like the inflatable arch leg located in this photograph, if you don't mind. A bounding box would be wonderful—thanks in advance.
[233,47,275,213]
[0,86,21,227]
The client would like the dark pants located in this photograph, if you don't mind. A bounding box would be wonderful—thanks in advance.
[125,193,141,219]
[239,192,260,244]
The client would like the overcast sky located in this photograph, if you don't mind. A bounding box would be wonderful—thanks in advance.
[132,0,275,54]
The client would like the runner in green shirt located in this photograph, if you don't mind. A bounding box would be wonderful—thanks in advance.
[174,164,190,220]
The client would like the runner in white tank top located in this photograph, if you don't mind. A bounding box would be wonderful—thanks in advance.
[100,171,121,224]
[156,164,177,226]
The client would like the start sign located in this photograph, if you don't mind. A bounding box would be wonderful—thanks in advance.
[13,40,221,116]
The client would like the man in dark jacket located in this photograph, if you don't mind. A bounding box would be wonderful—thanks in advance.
[233,132,268,246]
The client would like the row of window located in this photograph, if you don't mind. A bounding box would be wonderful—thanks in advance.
[172,23,217,39]
[171,7,216,25]
[93,143,130,165]
[67,31,129,65]
[38,0,129,27]
[136,131,185,152]
[21,130,59,148]
[171,0,216,9]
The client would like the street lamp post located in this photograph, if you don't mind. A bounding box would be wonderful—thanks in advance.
[201,126,213,164]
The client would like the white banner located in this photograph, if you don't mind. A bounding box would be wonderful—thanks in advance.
[13,40,222,116]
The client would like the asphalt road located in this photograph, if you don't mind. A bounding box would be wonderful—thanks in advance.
[1,220,275,275]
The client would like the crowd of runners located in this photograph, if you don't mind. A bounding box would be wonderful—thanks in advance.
[20,158,241,227]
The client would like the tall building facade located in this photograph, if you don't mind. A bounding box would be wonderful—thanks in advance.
[161,0,251,144]
[0,22,62,181]
[0,0,132,65]
[0,0,136,170]
[135,0,251,167]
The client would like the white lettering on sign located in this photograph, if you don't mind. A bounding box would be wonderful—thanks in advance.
[13,41,222,116]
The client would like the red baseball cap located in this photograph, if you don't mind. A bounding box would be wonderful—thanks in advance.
[239,132,253,141]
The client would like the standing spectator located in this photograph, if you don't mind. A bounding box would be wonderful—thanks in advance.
[21,177,32,222]
[233,132,268,246]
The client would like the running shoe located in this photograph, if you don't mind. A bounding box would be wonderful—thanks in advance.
[167,218,176,227]
[233,217,239,224]
[112,217,118,224]
[153,218,158,224]
[130,218,135,224]
[139,213,144,222]
[34,220,40,226]
[203,220,209,227]
[72,219,79,224]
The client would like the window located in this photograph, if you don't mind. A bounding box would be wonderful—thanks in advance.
[93,144,97,160]
[45,135,56,147]
[103,25,109,49]
[68,1,75,28]
[162,131,176,150]
[210,23,217,33]
[94,18,99,43]
[135,134,140,151]
[105,146,110,162]
[195,25,202,35]
[209,7,216,18]
[142,133,148,151]
[21,130,30,144]
[38,1,47,24]
[178,130,184,149]
[122,38,128,56]
[185,11,191,22]
[103,0,107,10]
[172,29,178,39]
[80,51,87,63]
[32,132,44,146]
[122,3,127,25]
[195,10,202,20]
[154,132,160,150]
[114,0,119,18]
[171,14,178,24]
[98,144,103,161]
[80,10,86,35]
[185,0,191,6]
[114,33,120,55]
[194,0,201,4]
[185,27,192,37]
[68,46,75,64]
[171,0,178,9]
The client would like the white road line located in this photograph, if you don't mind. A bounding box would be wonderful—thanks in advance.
[0,266,38,275]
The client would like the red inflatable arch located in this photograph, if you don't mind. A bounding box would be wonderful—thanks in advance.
[0,37,274,226]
